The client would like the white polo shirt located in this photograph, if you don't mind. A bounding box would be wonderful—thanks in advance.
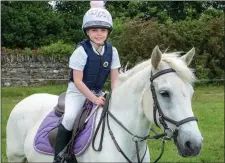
[68,43,121,92]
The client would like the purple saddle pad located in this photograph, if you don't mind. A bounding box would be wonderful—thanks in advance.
[34,106,97,156]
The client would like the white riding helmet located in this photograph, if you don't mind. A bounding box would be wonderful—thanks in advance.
[82,1,113,34]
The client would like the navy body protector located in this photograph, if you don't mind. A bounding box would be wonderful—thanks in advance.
[69,40,113,93]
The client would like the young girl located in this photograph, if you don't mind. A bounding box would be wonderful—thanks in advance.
[53,1,121,162]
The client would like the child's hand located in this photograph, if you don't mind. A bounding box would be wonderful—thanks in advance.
[94,96,105,105]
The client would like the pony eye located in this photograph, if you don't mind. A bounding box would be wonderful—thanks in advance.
[160,90,170,98]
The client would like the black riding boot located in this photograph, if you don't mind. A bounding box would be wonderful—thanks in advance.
[53,124,72,163]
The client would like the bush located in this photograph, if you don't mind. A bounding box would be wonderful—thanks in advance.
[111,20,170,67]
[1,41,75,58]
[199,8,224,21]
[1,47,33,56]
[39,40,75,57]
[201,17,224,80]
[111,17,224,80]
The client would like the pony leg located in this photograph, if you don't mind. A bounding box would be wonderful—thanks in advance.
[6,109,27,162]
[7,155,26,163]
[6,125,27,163]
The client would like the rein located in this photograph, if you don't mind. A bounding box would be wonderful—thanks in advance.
[92,92,166,163]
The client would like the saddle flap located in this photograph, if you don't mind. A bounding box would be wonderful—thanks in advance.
[72,100,93,138]
[48,100,94,151]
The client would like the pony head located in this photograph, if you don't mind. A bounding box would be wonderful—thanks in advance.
[141,46,203,157]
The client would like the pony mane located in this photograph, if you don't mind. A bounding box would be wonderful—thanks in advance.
[117,51,196,87]
[117,59,151,86]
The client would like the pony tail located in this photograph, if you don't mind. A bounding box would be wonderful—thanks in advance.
[90,1,105,9]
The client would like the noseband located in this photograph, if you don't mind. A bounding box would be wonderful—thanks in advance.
[150,68,198,139]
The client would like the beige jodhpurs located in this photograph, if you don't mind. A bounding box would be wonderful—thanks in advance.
[62,82,102,131]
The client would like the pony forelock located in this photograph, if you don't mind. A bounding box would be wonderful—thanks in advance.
[161,52,196,84]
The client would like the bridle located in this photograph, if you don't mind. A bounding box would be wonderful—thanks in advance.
[150,68,198,141]
[91,68,198,163]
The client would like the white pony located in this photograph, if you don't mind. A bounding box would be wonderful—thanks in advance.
[6,46,203,162]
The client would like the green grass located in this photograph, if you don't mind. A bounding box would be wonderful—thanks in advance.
[1,85,224,162]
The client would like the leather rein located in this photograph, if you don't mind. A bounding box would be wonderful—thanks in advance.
[92,68,198,163]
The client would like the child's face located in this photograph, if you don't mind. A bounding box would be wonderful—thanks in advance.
[87,28,109,45]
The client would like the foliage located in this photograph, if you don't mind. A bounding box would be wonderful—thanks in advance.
[1,1,64,49]
[1,1,224,80]
[1,47,36,56]
[108,17,130,43]
[39,40,74,57]
[199,8,224,21]
[107,1,224,22]
[112,16,224,80]
[2,1,224,48]
[201,17,224,79]
[1,41,74,58]
[54,1,90,44]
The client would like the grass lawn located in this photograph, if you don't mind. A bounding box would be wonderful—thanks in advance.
[1,84,224,162]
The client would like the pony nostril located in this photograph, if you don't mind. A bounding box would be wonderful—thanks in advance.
[185,141,194,150]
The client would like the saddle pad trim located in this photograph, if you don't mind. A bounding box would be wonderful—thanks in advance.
[33,110,59,156]
[34,136,54,155]
[75,111,97,156]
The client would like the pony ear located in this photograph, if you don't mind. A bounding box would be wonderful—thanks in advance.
[180,47,195,66]
[151,45,162,69]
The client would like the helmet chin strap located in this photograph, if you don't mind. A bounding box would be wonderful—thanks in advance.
[89,39,105,55]
[85,29,110,54]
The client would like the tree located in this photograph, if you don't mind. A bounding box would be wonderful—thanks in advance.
[1,1,64,48]
[54,1,89,44]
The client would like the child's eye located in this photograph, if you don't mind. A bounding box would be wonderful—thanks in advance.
[101,29,107,32]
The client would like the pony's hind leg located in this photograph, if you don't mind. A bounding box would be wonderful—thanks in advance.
[6,129,27,163]
[6,137,27,163]
[6,109,27,162]
[7,154,26,163]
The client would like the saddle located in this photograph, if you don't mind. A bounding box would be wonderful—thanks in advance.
[48,92,102,149]
[53,92,66,117]
[33,91,111,161]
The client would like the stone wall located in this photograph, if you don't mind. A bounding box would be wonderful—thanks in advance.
[1,54,70,86]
